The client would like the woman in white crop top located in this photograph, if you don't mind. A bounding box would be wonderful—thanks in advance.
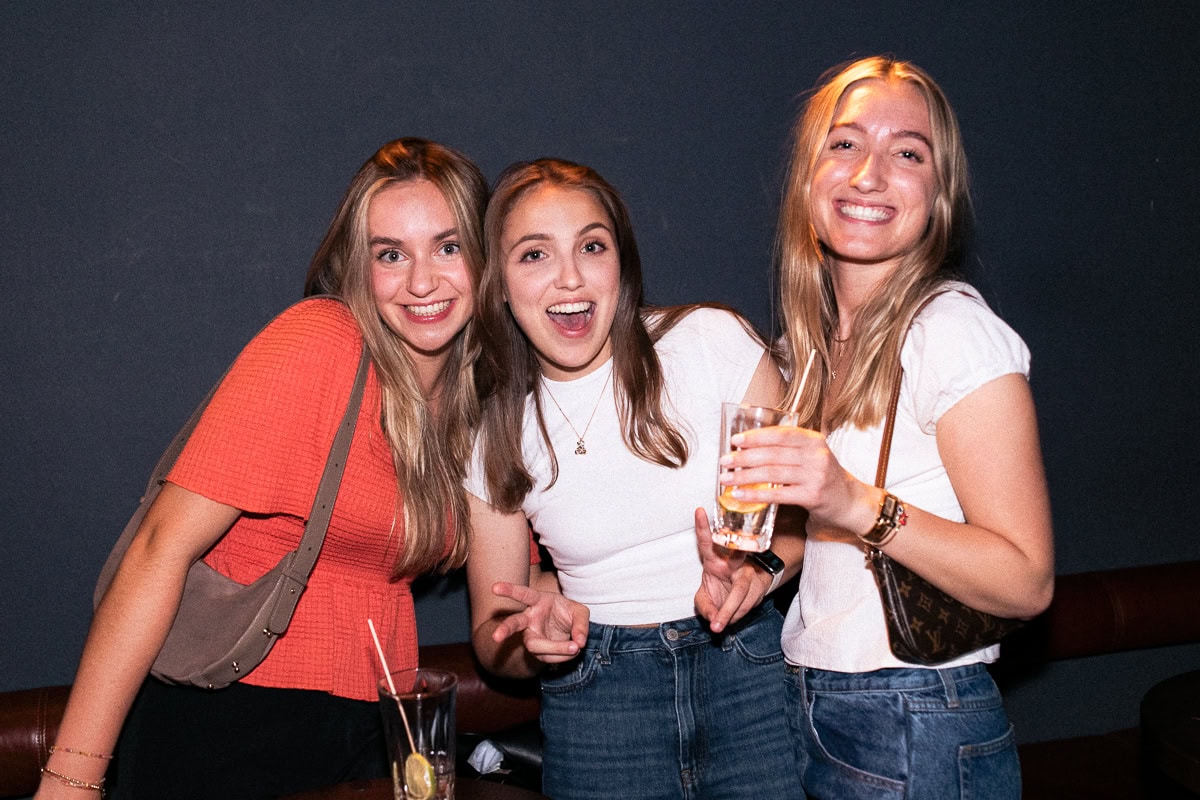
[465,159,803,799]
[720,57,1055,800]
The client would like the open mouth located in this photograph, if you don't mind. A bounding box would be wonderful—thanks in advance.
[546,301,595,332]
[837,202,893,222]
[406,299,452,318]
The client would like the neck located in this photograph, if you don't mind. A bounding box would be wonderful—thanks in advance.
[829,259,897,337]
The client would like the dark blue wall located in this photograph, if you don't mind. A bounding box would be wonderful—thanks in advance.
[3,1,1198,745]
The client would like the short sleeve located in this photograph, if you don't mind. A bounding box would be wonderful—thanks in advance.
[658,307,767,406]
[168,298,364,516]
[903,287,1031,434]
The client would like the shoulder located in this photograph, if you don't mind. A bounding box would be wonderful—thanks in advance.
[903,282,1031,427]
[258,297,362,352]
[907,283,1028,368]
[225,297,364,401]
[653,305,761,348]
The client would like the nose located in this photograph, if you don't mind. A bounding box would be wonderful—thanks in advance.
[850,152,887,193]
[555,253,584,291]
[406,254,438,297]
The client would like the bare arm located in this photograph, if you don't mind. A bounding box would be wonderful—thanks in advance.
[36,484,240,799]
[721,374,1054,618]
[466,493,588,679]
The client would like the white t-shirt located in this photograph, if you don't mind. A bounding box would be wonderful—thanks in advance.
[466,307,766,625]
[781,283,1031,671]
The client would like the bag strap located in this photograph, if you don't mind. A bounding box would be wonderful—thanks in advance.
[873,290,950,489]
[289,346,369,578]
[139,299,369,582]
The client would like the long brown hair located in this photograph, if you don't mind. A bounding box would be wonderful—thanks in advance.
[305,138,487,576]
[776,56,973,430]
[475,159,691,513]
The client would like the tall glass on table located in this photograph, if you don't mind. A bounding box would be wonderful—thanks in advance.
[378,668,457,800]
[712,402,796,552]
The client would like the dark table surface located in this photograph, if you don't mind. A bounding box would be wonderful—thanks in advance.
[281,777,548,800]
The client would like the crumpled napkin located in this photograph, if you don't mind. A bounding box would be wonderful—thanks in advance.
[467,739,505,775]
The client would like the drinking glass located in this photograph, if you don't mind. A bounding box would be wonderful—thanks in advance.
[712,402,795,552]
[379,668,457,800]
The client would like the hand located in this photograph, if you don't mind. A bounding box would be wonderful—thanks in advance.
[692,508,770,632]
[719,425,876,536]
[491,582,589,664]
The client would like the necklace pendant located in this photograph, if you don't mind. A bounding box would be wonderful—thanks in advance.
[574,439,587,455]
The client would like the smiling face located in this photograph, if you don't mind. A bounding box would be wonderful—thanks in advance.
[499,184,621,381]
[369,179,474,384]
[810,78,939,279]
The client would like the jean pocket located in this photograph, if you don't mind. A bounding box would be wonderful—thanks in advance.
[540,651,600,695]
[728,607,786,665]
[959,723,1020,800]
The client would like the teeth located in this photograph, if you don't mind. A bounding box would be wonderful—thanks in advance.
[840,203,891,222]
[548,301,591,314]
[407,300,451,317]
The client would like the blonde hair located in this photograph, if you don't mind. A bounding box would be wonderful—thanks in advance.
[776,56,973,430]
[305,138,487,576]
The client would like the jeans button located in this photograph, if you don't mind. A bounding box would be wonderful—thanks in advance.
[665,628,680,641]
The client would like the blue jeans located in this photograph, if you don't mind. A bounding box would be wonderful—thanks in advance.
[540,601,801,799]
[784,663,1019,800]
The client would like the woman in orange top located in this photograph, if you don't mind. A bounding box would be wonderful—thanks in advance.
[36,138,487,800]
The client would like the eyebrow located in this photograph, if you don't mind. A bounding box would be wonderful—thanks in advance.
[369,227,458,247]
[831,121,933,150]
[506,222,613,252]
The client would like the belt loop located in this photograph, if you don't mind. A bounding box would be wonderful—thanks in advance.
[937,667,960,708]
[597,624,615,665]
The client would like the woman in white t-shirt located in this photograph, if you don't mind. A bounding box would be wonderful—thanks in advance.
[720,57,1055,800]
[465,158,802,799]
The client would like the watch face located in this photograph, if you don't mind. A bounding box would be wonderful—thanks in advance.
[751,550,784,575]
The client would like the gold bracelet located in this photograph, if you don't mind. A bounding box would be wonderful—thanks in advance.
[50,744,114,760]
[40,765,106,794]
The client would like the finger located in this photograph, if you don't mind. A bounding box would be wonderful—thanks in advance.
[695,586,720,625]
[492,581,540,608]
[492,612,531,642]
[525,635,581,659]
[712,576,751,632]
[693,507,715,559]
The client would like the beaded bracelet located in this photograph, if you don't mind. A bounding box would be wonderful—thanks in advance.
[41,765,106,794]
[50,744,113,761]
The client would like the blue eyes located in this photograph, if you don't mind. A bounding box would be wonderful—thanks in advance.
[828,140,926,164]
[376,243,460,263]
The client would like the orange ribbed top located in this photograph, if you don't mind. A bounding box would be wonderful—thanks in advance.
[168,298,422,701]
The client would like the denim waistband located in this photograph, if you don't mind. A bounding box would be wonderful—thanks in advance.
[586,599,776,655]
[786,661,989,690]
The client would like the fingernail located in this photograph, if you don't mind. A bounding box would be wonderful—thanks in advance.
[719,454,733,466]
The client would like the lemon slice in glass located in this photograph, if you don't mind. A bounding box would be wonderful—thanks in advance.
[404,752,436,800]
[718,484,770,514]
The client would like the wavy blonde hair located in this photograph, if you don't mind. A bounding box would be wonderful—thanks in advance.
[305,138,487,576]
[776,56,973,430]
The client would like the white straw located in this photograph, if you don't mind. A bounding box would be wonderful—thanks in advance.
[368,618,416,752]
[786,348,818,417]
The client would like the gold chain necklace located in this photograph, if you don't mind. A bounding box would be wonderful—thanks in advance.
[541,371,612,455]
[830,336,851,381]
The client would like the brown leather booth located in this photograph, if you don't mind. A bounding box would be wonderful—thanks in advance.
[3,561,1199,799]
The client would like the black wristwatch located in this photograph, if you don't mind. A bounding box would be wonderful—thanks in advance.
[749,549,784,576]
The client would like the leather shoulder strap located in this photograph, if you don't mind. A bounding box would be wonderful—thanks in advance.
[288,347,370,578]
[873,290,951,489]
[143,296,368,579]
